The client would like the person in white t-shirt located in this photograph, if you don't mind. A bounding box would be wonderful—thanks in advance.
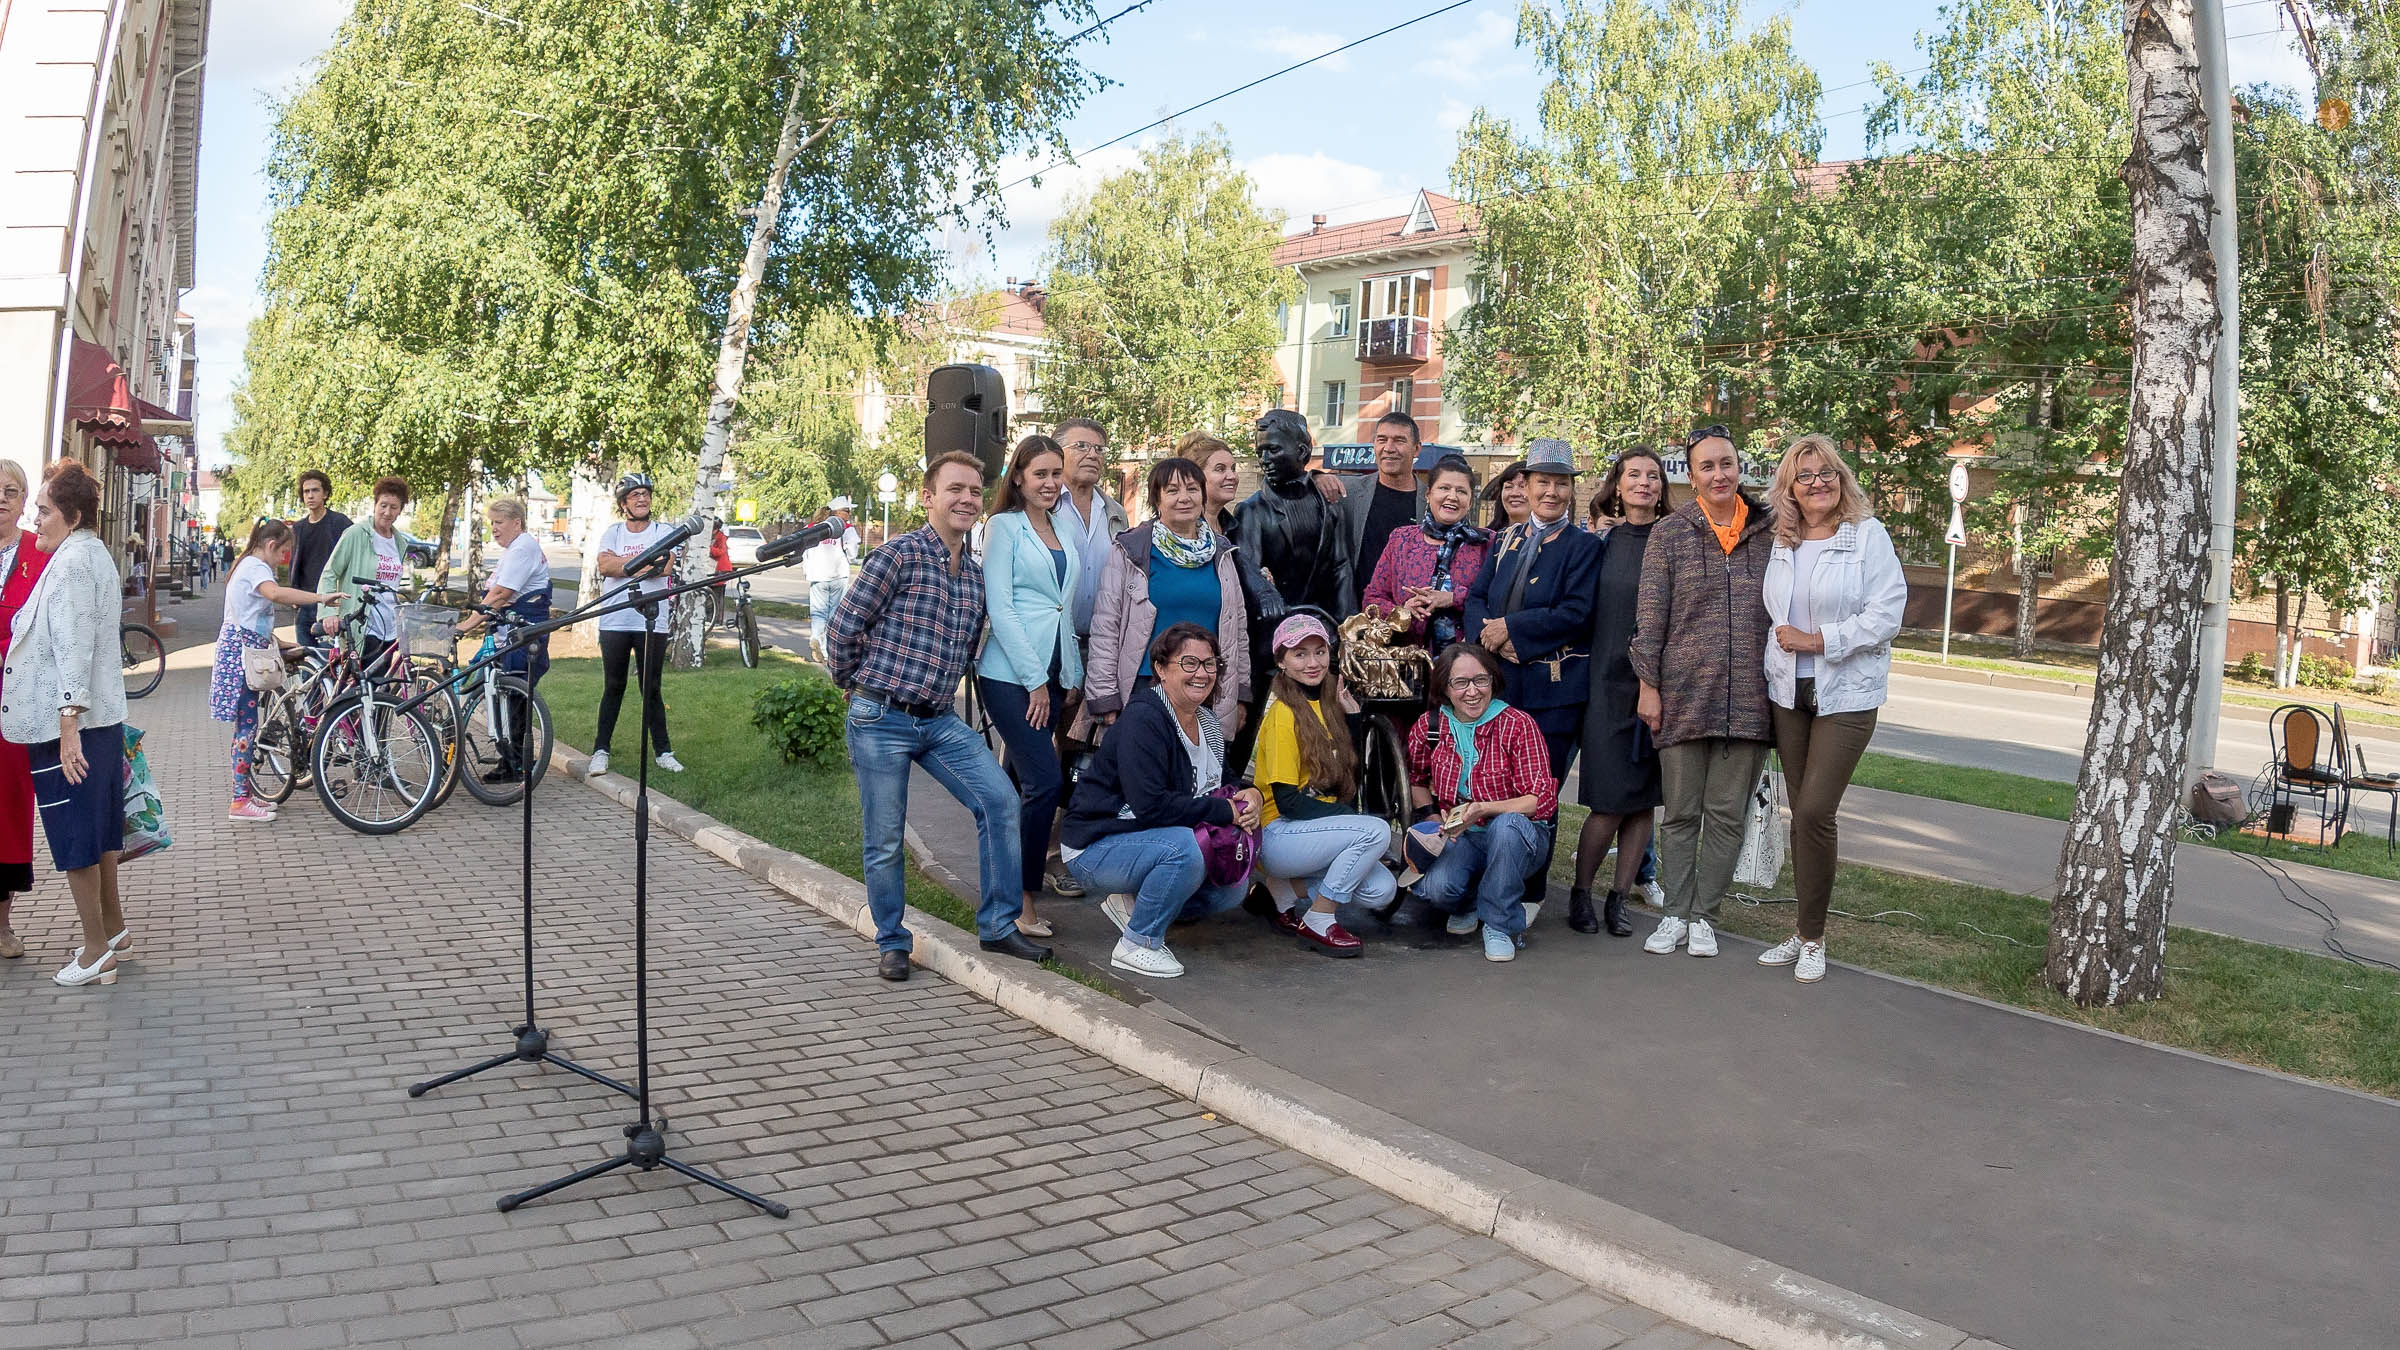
[459,497,556,782]
[586,473,682,777]
[800,497,861,660]
[209,520,345,821]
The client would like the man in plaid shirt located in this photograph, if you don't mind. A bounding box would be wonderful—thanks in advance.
[1403,645,1559,963]
[828,452,1051,981]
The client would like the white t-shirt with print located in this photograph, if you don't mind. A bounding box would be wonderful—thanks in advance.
[366,530,404,640]
[598,520,674,633]
[489,532,550,605]
[229,556,277,635]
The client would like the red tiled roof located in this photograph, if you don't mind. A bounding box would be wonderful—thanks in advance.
[1273,192,1480,267]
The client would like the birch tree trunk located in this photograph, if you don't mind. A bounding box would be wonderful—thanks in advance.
[671,68,820,668]
[2045,0,2221,1007]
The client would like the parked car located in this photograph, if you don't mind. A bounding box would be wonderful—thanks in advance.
[725,525,766,564]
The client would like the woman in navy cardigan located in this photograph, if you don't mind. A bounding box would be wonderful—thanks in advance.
[977,436,1085,938]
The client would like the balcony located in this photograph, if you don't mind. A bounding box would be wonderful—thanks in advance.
[1357,315,1430,365]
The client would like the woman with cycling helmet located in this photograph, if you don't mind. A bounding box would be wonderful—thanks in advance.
[588,472,682,777]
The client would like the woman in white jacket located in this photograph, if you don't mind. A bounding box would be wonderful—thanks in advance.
[1757,435,1907,984]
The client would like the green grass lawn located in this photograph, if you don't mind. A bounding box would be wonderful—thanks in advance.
[1891,641,2400,729]
[1548,801,2400,1097]
[1850,751,2400,883]
[535,645,1103,989]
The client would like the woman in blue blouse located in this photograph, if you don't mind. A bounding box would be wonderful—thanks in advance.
[978,435,1084,938]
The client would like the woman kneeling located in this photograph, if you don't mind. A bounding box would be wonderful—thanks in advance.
[1061,624,1265,979]
[1405,643,1559,963]
[1251,615,1393,957]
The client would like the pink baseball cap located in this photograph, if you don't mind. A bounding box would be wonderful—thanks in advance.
[1271,614,1333,655]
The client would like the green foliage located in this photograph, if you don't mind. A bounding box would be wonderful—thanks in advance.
[1038,129,1299,453]
[732,307,951,523]
[2236,651,2272,684]
[1445,0,1820,454]
[2295,652,2357,690]
[751,670,849,765]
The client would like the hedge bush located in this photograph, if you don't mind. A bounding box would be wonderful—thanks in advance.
[751,670,849,765]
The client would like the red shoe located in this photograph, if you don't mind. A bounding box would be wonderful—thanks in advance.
[1296,919,1364,958]
[1271,908,1303,935]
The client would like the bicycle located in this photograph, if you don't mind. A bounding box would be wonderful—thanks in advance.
[443,600,554,807]
[252,587,465,813]
[120,622,164,699]
[253,581,456,833]
[711,574,760,668]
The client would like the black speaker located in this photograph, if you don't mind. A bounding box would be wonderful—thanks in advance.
[925,364,1011,485]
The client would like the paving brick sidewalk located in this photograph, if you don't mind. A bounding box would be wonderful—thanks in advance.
[0,668,1711,1350]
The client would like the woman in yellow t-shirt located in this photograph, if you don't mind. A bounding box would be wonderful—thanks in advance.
[1251,615,1396,958]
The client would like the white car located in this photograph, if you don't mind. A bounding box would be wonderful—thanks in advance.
[725,525,765,564]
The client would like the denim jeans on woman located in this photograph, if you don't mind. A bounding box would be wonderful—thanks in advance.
[809,579,848,660]
[978,674,1067,895]
[1414,812,1549,938]
[1258,814,1396,910]
[846,696,1023,953]
[1064,827,1246,949]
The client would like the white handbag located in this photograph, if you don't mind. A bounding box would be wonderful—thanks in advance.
[241,642,286,691]
[1732,757,1788,889]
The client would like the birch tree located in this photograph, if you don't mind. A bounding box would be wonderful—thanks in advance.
[2045,0,2220,1006]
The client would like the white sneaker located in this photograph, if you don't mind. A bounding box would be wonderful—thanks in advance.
[1641,880,1666,909]
[1100,894,1134,934]
[1757,935,1804,967]
[1643,915,1687,954]
[1687,919,1718,958]
[1795,940,1827,983]
[1482,928,1516,962]
[655,751,685,773]
[1110,937,1183,978]
[586,750,610,778]
[1445,911,1480,936]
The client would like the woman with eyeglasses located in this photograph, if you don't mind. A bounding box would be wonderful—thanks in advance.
[0,462,44,960]
[1060,623,1265,979]
[1405,643,1559,964]
[1756,435,1907,984]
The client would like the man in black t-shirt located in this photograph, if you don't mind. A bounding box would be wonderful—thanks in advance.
[288,469,352,648]
[1336,409,1428,610]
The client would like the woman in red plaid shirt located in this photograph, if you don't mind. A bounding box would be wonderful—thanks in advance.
[1405,643,1559,963]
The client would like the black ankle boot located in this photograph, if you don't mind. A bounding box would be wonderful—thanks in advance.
[1568,888,1600,934]
[1602,889,1634,937]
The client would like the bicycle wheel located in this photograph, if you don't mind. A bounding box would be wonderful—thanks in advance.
[458,676,553,806]
[120,624,166,699]
[311,692,443,834]
[738,604,760,668]
[247,689,299,805]
[398,673,464,811]
[1355,713,1413,845]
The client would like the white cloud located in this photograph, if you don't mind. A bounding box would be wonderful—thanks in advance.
[1411,9,1525,90]
[1254,28,1349,74]
[943,143,1148,286]
[1245,152,1413,234]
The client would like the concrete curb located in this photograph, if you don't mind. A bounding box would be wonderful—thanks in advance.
[552,742,2004,1350]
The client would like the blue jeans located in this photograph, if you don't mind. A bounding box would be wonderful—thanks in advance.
[295,603,324,649]
[1414,812,1550,939]
[1064,827,1245,949]
[846,696,1022,952]
[978,675,1065,894]
[1258,814,1397,910]
[809,579,848,660]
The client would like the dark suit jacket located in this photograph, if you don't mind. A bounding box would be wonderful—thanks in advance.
[1463,519,1602,734]
[1334,472,1424,591]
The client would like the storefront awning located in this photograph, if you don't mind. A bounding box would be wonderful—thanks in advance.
[63,339,162,473]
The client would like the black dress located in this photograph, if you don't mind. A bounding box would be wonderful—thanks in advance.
[1577,521,1663,814]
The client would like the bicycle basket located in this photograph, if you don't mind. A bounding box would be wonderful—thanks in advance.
[398,603,460,662]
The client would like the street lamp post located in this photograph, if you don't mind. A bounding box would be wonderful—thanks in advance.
[876,471,898,540]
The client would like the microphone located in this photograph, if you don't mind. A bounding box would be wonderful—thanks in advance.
[620,519,698,579]
[755,518,840,564]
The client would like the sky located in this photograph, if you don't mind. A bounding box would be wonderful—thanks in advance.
[185,0,2318,466]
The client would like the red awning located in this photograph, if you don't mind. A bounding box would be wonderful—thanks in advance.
[63,339,161,472]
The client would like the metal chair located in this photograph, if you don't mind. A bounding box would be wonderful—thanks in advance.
[2267,703,2348,849]
[2337,704,2398,856]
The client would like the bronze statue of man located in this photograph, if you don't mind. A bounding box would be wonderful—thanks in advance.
[1230,409,1354,623]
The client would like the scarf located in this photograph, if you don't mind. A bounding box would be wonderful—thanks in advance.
[1152,521,1220,570]
[1699,496,1749,556]
[1441,697,1511,800]
[1420,515,1489,646]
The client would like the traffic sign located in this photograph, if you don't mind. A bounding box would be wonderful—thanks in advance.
[1948,462,1970,504]
[1944,504,1968,548]
[734,498,757,523]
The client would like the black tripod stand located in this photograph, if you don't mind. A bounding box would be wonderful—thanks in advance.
[410,612,633,1103]
[497,591,787,1217]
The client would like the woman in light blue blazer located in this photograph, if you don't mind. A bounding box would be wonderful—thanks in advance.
[978,435,1086,937]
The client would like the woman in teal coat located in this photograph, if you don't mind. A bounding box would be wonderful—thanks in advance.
[977,435,1085,937]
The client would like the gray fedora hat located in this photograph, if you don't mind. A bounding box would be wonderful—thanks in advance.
[1522,437,1583,477]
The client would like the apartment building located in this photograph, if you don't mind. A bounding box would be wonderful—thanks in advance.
[1271,190,1484,468]
[0,0,209,567]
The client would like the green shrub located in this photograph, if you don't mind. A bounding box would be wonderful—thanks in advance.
[2356,673,2395,699]
[751,671,849,765]
[2297,653,2356,690]
[2235,652,2270,685]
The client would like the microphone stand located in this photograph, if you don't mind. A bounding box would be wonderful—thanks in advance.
[408,601,633,1103]
[496,585,787,1218]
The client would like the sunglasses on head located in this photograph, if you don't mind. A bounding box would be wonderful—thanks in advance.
[1685,424,1731,450]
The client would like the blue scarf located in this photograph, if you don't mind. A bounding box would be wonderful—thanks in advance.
[1441,698,1511,800]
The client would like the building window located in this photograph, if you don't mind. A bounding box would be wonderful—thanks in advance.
[1323,381,1347,428]
[1389,378,1414,419]
[1363,272,1433,322]
[1328,290,1353,338]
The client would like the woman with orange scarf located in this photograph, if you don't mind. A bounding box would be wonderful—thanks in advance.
[0,463,50,959]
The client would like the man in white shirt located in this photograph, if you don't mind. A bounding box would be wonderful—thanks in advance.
[802,496,862,660]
